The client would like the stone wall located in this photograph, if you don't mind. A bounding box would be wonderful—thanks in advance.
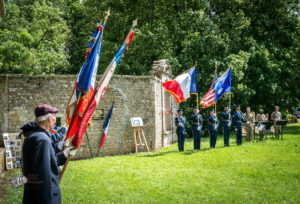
[0,60,178,159]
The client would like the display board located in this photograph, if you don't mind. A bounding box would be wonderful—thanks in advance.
[3,133,22,170]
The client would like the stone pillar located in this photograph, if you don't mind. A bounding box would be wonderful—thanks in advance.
[152,60,177,147]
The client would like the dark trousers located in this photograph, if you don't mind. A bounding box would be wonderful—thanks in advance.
[177,133,185,151]
[209,129,217,148]
[192,126,201,150]
[223,125,230,146]
[236,128,242,145]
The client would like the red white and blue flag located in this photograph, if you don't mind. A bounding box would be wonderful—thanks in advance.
[200,68,218,108]
[65,24,104,140]
[71,25,135,148]
[162,66,198,104]
[99,103,114,148]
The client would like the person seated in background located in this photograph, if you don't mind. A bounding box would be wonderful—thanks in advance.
[256,109,266,141]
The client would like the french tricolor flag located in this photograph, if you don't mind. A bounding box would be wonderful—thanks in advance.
[163,66,198,104]
[99,103,114,148]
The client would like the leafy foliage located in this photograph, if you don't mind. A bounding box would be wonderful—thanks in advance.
[0,0,299,111]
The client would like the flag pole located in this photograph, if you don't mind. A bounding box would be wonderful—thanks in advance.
[214,65,217,127]
[197,93,200,127]
[85,131,94,158]
[96,146,101,157]
[59,9,110,183]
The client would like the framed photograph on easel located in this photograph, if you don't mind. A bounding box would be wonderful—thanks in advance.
[130,117,144,127]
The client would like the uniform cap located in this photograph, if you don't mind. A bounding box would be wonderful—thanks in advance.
[235,105,240,108]
[35,104,59,117]
[193,106,198,109]
[246,107,251,111]
[224,105,229,108]
[178,109,183,113]
[210,109,215,112]
[259,109,264,112]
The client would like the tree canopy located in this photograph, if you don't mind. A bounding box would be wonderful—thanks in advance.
[0,0,299,112]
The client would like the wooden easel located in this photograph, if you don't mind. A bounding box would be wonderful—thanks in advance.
[133,126,150,156]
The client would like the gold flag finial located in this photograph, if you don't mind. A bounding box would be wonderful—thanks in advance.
[132,19,137,27]
[103,8,110,25]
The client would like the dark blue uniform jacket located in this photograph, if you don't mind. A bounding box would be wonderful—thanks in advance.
[175,116,186,135]
[21,122,67,204]
[208,115,219,131]
[191,113,203,129]
[232,111,246,129]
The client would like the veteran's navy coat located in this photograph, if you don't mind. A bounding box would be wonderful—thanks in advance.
[21,123,66,204]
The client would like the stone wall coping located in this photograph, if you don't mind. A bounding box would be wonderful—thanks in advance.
[0,74,156,80]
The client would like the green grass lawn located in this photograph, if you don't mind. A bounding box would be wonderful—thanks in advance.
[4,123,300,203]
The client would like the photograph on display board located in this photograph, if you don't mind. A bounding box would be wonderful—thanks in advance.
[6,151,11,158]
[3,133,22,170]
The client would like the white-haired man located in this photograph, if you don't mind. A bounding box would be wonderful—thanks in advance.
[22,104,76,204]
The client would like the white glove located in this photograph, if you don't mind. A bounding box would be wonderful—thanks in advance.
[63,146,77,158]
[64,140,69,146]
[178,123,183,127]
[228,109,231,113]
[197,127,201,131]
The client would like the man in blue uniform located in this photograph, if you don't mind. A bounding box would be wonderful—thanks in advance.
[22,104,76,204]
[175,109,186,152]
[221,105,231,147]
[190,106,203,150]
[208,109,219,148]
[232,105,246,145]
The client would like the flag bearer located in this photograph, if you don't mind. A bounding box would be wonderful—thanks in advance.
[232,105,246,145]
[21,104,77,204]
[208,109,219,148]
[175,109,186,152]
[221,105,231,147]
[190,106,203,150]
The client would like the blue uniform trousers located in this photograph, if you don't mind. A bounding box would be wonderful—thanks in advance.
[177,133,185,151]
[236,128,242,145]
[209,129,217,148]
[223,124,230,147]
[192,125,201,150]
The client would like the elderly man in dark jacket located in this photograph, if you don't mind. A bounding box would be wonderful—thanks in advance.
[21,104,76,204]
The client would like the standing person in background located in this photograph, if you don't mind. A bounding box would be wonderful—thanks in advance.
[221,105,231,147]
[175,109,186,152]
[271,106,282,138]
[256,109,266,141]
[232,105,246,145]
[190,106,203,150]
[244,107,254,142]
[208,109,219,148]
